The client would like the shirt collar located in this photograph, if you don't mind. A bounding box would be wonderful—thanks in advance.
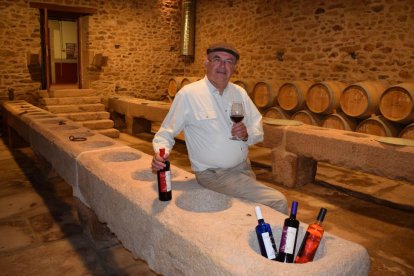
[204,75,229,96]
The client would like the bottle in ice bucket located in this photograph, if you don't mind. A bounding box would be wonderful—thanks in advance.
[276,201,299,263]
[254,206,277,260]
[295,208,327,263]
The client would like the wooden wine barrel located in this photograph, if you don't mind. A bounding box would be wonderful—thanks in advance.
[379,83,414,124]
[167,76,199,98]
[339,81,389,119]
[277,81,313,112]
[306,81,347,114]
[263,106,291,119]
[251,80,284,110]
[233,79,256,98]
[356,115,403,137]
[291,109,322,126]
[399,123,414,140]
[321,112,359,131]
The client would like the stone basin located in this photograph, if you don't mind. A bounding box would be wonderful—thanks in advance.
[80,140,115,149]
[99,151,141,162]
[175,188,231,213]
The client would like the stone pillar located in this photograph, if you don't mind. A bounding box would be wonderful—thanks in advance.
[271,148,317,187]
[75,198,120,249]
[131,117,151,134]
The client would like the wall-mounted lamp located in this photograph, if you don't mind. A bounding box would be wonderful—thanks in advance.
[114,43,121,49]
[276,51,284,61]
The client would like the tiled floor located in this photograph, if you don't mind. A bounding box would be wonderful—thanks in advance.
[0,131,413,275]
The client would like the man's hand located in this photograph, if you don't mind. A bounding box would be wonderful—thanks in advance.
[231,122,248,141]
[151,151,170,173]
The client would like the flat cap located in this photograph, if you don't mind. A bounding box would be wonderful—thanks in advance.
[207,42,240,60]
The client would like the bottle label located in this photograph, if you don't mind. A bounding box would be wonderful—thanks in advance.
[283,227,297,254]
[159,171,171,192]
[261,232,276,259]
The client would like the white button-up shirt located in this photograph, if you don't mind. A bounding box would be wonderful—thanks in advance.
[153,76,264,172]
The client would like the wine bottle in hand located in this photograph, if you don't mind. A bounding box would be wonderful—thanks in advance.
[157,148,172,201]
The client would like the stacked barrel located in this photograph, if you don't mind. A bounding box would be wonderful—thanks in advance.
[250,80,414,140]
[166,77,200,101]
[166,77,414,140]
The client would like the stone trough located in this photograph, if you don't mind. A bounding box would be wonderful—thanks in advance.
[262,119,414,186]
[108,96,414,187]
[3,101,370,275]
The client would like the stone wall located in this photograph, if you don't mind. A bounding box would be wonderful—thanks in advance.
[190,0,414,85]
[0,0,413,102]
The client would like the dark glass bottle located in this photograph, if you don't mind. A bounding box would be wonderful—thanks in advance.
[157,148,172,201]
[276,201,299,263]
[255,206,277,260]
[294,208,327,263]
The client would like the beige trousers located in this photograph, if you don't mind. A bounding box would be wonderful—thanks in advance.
[195,160,288,214]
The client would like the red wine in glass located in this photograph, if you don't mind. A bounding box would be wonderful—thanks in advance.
[230,102,245,140]
[230,115,244,123]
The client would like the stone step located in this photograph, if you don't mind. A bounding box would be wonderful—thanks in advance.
[49,89,96,98]
[46,104,105,114]
[81,119,114,130]
[57,111,110,121]
[38,90,49,98]
[96,128,120,138]
[41,96,101,106]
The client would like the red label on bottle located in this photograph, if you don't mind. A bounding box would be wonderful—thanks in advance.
[159,171,171,192]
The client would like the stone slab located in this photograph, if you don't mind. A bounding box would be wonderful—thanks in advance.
[49,89,96,98]
[263,122,414,183]
[41,96,101,105]
[3,101,371,275]
[76,147,370,275]
[57,111,110,121]
[81,119,114,130]
[46,104,105,114]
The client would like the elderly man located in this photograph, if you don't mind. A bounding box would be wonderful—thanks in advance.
[152,42,288,214]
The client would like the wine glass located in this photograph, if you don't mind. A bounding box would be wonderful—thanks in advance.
[229,102,245,140]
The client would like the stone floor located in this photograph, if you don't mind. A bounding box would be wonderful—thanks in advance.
[0,131,413,275]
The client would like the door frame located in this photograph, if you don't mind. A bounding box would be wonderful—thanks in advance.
[30,2,97,90]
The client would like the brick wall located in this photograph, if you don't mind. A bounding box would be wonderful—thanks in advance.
[0,0,413,102]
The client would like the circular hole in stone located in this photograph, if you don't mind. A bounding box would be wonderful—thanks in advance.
[176,189,231,213]
[81,140,114,149]
[50,125,80,131]
[344,132,370,138]
[99,151,141,162]
[132,168,179,182]
[248,225,282,258]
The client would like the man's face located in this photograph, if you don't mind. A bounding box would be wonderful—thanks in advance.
[205,51,237,91]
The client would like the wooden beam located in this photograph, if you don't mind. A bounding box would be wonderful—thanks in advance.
[29,2,98,14]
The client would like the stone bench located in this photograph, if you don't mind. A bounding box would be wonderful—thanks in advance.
[262,119,414,187]
[107,96,414,187]
[2,100,370,275]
